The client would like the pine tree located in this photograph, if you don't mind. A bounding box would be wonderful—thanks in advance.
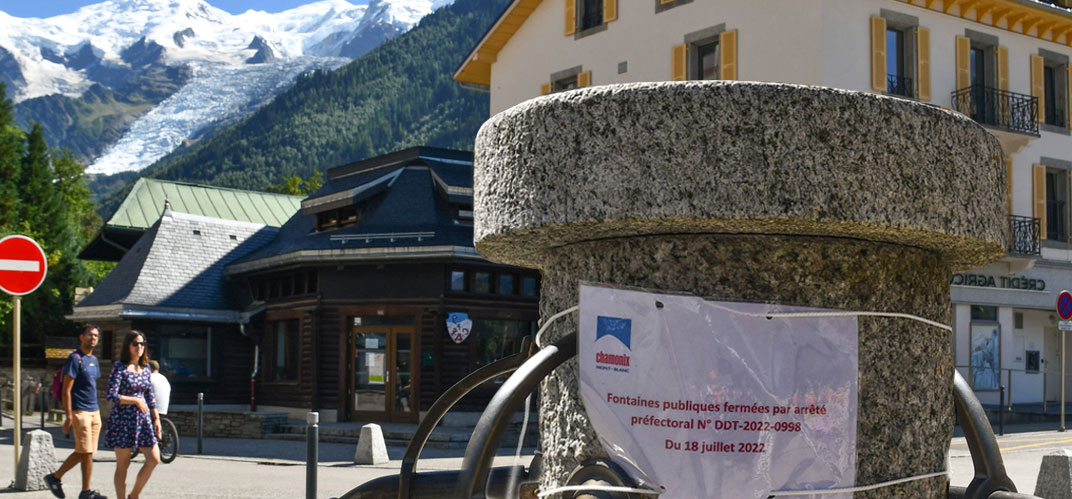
[0,83,20,227]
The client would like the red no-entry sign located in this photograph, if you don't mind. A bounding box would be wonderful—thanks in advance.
[0,235,48,296]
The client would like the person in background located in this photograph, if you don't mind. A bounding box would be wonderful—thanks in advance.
[105,331,160,499]
[45,325,107,499]
[147,361,170,416]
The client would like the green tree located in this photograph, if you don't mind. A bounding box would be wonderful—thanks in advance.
[267,170,324,196]
[0,83,104,350]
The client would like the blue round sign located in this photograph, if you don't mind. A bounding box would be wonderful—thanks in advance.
[1058,290,1072,320]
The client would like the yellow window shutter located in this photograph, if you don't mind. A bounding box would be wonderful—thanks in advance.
[564,0,576,36]
[997,45,1009,91]
[720,29,738,81]
[540,82,552,95]
[1067,65,1072,128]
[603,0,616,23]
[1032,55,1045,123]
[1005,157,1013,215]
[916,27,930,101]
[577,70,591,87]
[672,43,687,81]
[1034,164,1047,239]
[955,36,970,91]
[871,17,887,93]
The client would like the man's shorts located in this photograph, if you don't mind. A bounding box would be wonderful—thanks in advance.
[71,410,101,453]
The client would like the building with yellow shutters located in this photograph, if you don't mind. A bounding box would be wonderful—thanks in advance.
[456,0,1072,410]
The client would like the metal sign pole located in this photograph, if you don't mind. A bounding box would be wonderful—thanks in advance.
[1063,329,1067,432]
[13,295,20,466]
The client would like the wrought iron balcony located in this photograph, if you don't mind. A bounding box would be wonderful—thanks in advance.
[1008,215,1041,257]
[951,85,1039,136]
[887,74,913,98]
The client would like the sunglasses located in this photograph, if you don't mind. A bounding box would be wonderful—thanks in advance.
[132,341,145,347]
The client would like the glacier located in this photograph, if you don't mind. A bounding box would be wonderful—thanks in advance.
[87,57,349,174]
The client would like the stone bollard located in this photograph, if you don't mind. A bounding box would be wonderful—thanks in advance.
[353,423,388,465]
[14,429,57,490]
[473,81,1006,497]
[1036,449,1072,499]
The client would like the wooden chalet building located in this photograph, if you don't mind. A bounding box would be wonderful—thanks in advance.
[226,147,540,423]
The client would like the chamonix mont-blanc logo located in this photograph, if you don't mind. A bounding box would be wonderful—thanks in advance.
[595,316,632,372]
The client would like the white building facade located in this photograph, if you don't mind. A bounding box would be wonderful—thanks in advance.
[456,0,1072,407]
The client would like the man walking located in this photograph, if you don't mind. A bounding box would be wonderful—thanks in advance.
[45,325,106,499]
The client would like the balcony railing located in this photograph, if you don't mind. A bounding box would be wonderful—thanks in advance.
[1008,215,1041,257]
[951,85,1039,136]
[887,74,913,98]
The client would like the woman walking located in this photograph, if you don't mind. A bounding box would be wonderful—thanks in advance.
[105,331,161,499]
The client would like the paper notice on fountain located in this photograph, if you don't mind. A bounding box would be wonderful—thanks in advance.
[579,284,858,499]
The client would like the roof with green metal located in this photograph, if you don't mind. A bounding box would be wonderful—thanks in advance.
[107,178,303,230]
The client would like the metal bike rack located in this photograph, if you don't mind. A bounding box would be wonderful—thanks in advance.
[341,333,1043,499]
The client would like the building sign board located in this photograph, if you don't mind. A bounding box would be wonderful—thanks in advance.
[579,284,858,498]
[951,273,1045,291]
[446,312,472,344]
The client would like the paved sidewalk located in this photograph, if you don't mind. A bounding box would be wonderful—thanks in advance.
[0,415,534,498]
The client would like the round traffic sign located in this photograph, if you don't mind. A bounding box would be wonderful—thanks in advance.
[0,235,48,296]
[1059,290,1072,321]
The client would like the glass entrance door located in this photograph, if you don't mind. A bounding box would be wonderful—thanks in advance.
[351,325,417,422]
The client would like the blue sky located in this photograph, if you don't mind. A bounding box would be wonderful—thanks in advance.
[0,0,362,18]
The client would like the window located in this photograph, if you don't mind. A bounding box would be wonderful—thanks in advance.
[455,205,473,224]
[472,272,491,293]
[971,305,998,321]
[1042,59,1068,128]
[1046,169,1068,241]
[497,274,515,295]
[315,205,361,232]
[270,319,300,381]
[521,276,538,297]
[450,270,466,291]
[155,324,211,378]
[579,0,603,32]
[473,319,537,369]
[886,28,910,97]
[696,40,719,80]
[553,75,579,92]
[1014,312,1023,329]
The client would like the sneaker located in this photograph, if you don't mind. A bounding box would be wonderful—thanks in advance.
[77,490,106,499]
[44,473,64,499]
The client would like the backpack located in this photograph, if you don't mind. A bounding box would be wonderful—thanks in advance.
[51,351,81,401]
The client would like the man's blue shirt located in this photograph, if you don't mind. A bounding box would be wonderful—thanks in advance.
[63,351,100,411]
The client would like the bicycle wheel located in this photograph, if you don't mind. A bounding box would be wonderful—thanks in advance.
[159,417,179,463]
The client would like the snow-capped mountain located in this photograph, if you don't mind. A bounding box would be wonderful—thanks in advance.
[1,0,452,174]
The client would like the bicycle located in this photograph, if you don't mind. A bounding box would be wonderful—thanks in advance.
[130,415,179,464]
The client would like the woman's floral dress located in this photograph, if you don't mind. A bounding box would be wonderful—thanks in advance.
[104,362,158,449]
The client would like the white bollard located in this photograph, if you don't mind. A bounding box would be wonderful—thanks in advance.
[1036,449,1072,499]
[14,430,57,490]
[353,423,388,465]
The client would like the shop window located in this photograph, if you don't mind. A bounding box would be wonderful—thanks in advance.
[473,319,537,369]
[1046,168,1069,241]
[155,324,211,378]
[497,274,515,295]
[521,276,538,297]
[970,305,998,321]
[472,272,491,293]
[270,319,300,381]
[450,270,466,291]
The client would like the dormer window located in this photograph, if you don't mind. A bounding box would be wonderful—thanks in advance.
[316,205,360,232]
